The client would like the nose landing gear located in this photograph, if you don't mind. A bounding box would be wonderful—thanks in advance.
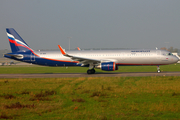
[157,65,161,73]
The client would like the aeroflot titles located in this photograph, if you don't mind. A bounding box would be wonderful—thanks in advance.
[131,50,150,52]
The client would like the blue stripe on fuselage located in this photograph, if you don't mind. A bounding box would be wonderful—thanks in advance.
[33,57,77,66]
[23,55,78,66]
[5,53,79,67]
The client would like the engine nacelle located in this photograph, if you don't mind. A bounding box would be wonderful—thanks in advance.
[95,62,118,71]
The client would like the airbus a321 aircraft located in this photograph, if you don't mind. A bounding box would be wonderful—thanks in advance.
[4,28,179,74]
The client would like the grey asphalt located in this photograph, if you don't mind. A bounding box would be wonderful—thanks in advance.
[0,72,180,78]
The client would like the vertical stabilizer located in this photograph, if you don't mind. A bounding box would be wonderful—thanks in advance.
[6,28,33,53]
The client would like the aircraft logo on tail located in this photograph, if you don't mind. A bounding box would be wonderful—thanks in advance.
[6,28,33,53]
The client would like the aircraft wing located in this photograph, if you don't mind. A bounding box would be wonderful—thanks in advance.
[70,56,100,65]
[58,45,100,65]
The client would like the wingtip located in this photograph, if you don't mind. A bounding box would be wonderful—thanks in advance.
[77,47,81,51]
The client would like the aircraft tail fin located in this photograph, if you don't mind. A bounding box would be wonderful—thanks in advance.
[6,28,33,53]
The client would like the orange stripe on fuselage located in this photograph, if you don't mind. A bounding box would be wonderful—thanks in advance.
[40,56,79,63]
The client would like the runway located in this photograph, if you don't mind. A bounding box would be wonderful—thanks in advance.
[0,72,180,78]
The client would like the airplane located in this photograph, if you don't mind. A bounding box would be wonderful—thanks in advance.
[4,28,179,74]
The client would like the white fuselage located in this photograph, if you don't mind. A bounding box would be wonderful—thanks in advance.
[35,49,179,66]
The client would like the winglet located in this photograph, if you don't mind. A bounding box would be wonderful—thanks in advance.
[77,47,81,51]
[58,45,66,55]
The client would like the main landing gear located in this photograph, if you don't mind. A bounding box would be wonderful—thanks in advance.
[87,69,95,74]
[157,65,161,73]
[87,63,96,74]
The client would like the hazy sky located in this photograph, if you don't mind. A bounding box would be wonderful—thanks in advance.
[0,0,180,51]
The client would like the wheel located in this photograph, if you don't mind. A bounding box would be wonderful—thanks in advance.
[91,69,95,74]
[157,70,161,73]
[87,70,92,74]
[87,69,95,74]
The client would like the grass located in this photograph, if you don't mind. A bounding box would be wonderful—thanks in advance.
[0,63,180,74]
[0,64,180,119]
[1,77,180,119]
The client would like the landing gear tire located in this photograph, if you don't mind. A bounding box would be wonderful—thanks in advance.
[91,69,95,74]
[87,70,91,74]
[87,69,95,74]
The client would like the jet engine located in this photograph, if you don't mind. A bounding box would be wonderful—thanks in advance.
[95,62,118,71]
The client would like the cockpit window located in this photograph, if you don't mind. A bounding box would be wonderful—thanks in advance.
[167,53,173,56]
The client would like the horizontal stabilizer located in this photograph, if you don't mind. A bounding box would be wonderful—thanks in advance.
[4,53,24,59]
